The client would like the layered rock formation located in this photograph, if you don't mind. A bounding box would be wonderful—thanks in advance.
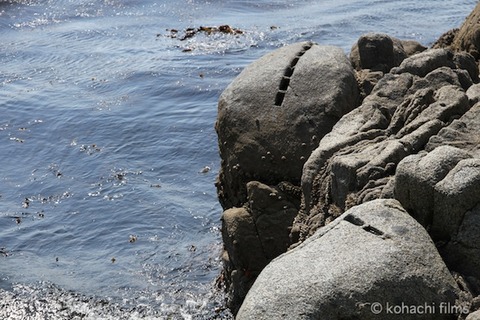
[215,2,480,318]
[297,47,475,241]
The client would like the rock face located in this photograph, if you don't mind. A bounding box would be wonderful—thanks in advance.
[215,42,359,311]
[215,42,359,209]
[296,47,475,242]
[394,145,473,228]
[467,310,480,320]
[395,102,480,281]
[426,100,480,155]
[350,33,426,99]
[237,199,461,320]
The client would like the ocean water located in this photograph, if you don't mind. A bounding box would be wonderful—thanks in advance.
[0,0,477,318]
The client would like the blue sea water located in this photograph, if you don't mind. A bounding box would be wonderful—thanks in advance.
[0,0,477,318]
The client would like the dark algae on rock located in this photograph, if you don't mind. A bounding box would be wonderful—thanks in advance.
[215,2,480,318]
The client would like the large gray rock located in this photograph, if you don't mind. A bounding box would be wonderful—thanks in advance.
[391,48,456,78]
[237,199,461,320]
[433,158,480,240]
[216,43,360,312]
[215,42,359,209]
[467,309,480,320]
[443,203,480,280]
[467,83,480,105]
[350,33,425,99]
[392,48,477,84]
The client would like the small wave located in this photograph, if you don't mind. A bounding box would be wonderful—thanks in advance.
[12,16,62,29]
[0,281,233,319]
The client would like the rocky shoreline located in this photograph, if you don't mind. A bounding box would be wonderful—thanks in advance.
[215,3,480,319]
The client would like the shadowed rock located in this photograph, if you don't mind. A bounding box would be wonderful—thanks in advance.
[350,33,413,72]
[221,181,299,314]
[350,33,425,99]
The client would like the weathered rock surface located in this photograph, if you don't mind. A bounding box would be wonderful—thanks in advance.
[215,42,359,209]
[433,158,480,240]
[467,309,480,320]
[443,202,480,280]
[432,29,459,49]
[297,47,475,242]
[467,83,480,105]
[426,102,480,156]
[395,102,480,282]
[350,33,407,72]
[394,145,473,228]
[237,199,461,320]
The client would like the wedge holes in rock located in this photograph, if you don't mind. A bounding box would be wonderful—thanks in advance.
[274,42,314,107]
[344,214,385,237]
[344,214,365,226]
[363,225,384,236]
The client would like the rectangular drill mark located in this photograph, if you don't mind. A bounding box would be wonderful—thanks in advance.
[344,214,365,226]
[274,42,314,107]
[284,66,295,78]
[363,225,384,236]
[274,91,286,106]
[279,77,290,91]
[302,43,313,51]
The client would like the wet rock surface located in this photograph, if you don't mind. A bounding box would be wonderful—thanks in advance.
[215,4,480,316]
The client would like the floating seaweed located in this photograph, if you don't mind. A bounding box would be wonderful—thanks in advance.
[165,25,244,41]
